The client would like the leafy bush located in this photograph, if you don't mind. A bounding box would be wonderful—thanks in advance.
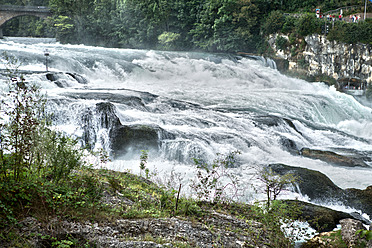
[282,16,297,34]
[262,10,286,35]
[296,14,322,37]
[158,32,181,50]
[275,35,288,51]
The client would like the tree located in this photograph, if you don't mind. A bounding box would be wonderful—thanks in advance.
[258,167,297,208]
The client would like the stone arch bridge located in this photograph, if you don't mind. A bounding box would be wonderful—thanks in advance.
[0,5,51,38]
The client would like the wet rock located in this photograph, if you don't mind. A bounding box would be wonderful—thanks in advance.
[279,137,299,154]
[269,164,372,222]
[283,200,353,232]
[300,148,368,167]
[345,186,372,217]
[109,124,160,158]
[46,72,88,87]
[96,102,121,129]
[63,91,150,111]
[268,163,344,201]
[66,72,88,84]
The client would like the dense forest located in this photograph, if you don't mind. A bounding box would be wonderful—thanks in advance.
[1,0,372,53]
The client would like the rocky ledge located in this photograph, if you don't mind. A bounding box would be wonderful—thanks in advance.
[13,210,273,248]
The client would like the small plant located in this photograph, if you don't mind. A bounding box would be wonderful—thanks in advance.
[190,151,241,203]
[258,167,297,208]
[139,150,149,178]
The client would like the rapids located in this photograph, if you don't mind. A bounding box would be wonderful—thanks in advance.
[1,37,371,208]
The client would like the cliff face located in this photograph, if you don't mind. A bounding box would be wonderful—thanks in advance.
[269,34,372,84]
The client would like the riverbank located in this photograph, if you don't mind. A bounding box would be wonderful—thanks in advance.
[0,168,295,247]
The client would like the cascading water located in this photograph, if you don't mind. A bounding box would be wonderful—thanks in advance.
[1,38,372,215]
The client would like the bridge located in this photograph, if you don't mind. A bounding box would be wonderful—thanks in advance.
[0,5,51,38]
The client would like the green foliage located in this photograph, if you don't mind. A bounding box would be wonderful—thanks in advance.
[258,167,297,208]
[275,35,288,51]
[0,53,99,228]
[328,21,372,44]
[356,229,372,241]
[296,14,322,37]
[262,10,286,35]
[158,31,181,50]
[139,149,149,178]
[250,200,303,246]
[282,16,297,34]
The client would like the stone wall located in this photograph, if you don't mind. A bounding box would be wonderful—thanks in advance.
[268,34,372,84]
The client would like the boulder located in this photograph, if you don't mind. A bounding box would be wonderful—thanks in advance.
[269,164,372,225]
[96,102,121,129]
[283,200,353,232]
[268,164,344,201]
[340,218,372,248]
[108,124,175,159]
[344,186,372,217]
[46,72,88,87]
[300,148,369,167]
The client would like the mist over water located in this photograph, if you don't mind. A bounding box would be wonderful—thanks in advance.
[1,38,372,207]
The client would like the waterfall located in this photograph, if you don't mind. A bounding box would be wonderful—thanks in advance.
[1,37,372,200]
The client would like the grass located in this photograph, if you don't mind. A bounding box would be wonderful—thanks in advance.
[0,165,296,247]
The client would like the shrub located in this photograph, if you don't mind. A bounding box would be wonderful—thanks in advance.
[262,10,286,35]
[275,35,288,51]
[158,31,181,50]
[296,14,322,37]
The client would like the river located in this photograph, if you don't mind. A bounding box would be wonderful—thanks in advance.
[1,37,371,210]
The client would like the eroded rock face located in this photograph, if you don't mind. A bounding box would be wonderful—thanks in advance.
[109,124,160,158]
[269,34,372,84]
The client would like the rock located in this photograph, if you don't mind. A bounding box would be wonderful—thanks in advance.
[283,200,353,232]
[272,57,289,72]
[66,72,88,84]
[300,148,369,167]
[96,102,121,129]
[269,164,372,220]
[268,164,344,201]
[344,186,372,217]
[269,33,372,85]
[300,231,341,248]
[340,218,372,248]
[10,214,277,248]
[279,137,299,154]
[109,124,172,158]
[46,72,88,87]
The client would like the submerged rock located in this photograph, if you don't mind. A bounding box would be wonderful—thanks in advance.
[300,148,369,167]
[46,72,88,87]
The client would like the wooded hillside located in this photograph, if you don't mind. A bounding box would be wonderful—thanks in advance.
[1,0,371,52]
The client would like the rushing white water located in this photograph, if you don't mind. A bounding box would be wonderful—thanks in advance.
[1,38,372,208]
